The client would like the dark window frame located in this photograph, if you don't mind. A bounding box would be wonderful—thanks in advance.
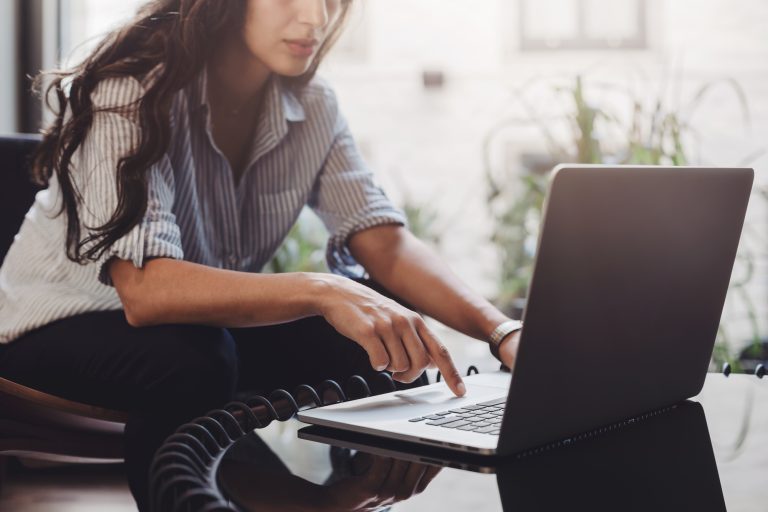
[17,0,62,133]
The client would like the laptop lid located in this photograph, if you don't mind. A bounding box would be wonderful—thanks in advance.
[498,165,753,454]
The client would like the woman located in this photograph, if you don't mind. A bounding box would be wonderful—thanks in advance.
[0,0,521,509]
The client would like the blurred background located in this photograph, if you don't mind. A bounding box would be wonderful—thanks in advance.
[1,1,767,510]
[1,0,767,372]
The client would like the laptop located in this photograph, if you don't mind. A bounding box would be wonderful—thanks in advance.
[299,401,726,511]
[297,164,753,456]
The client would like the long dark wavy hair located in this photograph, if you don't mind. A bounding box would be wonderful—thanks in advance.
[32,0,352,264]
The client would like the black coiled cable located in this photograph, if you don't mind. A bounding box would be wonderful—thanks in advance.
[149,367,484,511]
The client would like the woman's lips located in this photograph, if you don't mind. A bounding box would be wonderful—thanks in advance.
[285,39,318,57]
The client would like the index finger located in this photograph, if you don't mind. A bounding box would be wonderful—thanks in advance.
[415,322,466,397]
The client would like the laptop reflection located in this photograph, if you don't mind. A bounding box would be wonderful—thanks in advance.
[498,401,725,511]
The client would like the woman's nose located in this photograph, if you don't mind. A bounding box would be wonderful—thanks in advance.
[297,0,329,29]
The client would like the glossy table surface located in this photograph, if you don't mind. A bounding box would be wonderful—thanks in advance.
[216,373,768,511]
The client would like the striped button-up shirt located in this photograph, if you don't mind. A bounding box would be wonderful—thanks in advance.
[0,71,405,343]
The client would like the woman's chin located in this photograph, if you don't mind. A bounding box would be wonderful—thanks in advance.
[269,58,313,78]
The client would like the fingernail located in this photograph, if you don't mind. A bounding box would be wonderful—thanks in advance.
[376,364,387,371]
[458,382,466,396]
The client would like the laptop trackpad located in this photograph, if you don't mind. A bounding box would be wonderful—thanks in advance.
[298,372,511,425]
[390,372,510,407]
[393,389,453,405]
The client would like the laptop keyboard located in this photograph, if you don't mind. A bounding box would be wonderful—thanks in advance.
[407,397,506,435]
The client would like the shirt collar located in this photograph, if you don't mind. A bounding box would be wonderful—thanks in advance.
[187,67,306,124]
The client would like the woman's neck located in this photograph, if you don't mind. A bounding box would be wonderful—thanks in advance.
[208,36,272,112]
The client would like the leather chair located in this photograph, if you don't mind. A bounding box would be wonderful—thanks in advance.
[0,134,128,491]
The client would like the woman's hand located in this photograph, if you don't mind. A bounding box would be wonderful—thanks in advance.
[320,453,442,511]
[311,274,466,397]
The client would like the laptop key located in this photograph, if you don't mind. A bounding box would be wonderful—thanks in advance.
[409,417,426,422]
[441,420,470,429]
[426,417,461,426]
[477,398,507,406]
[474,425,498,434]
[423,415,444,420]
[456,424,479,431]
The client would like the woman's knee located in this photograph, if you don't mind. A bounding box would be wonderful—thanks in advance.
[142,324,238,410]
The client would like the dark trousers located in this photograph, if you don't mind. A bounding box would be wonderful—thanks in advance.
[0,293,421,511]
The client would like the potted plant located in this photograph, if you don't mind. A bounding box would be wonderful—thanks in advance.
[484,72,765,370]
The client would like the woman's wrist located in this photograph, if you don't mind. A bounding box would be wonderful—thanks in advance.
[299,272,340,317]
[474,305,513,342]
[488,320,522,361]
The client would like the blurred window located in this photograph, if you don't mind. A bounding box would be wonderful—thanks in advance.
[520,0,647,50]
[60,0,144,67]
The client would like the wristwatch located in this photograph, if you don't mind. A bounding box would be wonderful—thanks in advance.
[488,320,523,361]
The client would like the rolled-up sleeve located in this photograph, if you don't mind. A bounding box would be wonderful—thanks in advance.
[308,112,406,276]
[73,77,184,286]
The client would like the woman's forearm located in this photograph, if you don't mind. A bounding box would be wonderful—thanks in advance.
[109,248,467,395]
[349,225,510,342]
[109,257,325,328]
